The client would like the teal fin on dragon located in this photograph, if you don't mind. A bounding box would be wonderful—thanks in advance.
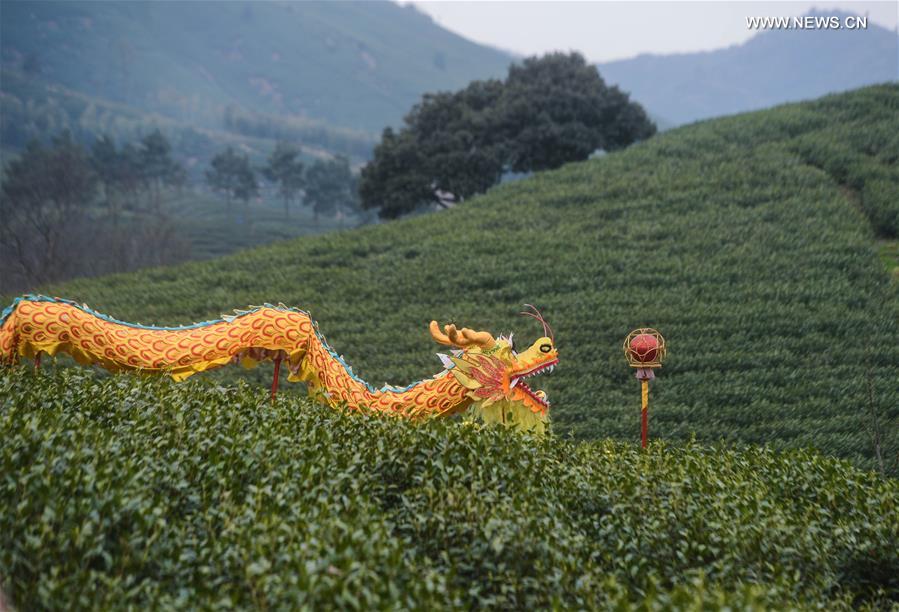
[1,297,559,433]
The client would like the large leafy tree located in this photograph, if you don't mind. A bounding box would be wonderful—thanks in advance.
[360,81,506,220]
[206,147,258,208]
[501,53,656,171]
[360,52,656,219]
[262,142,305,218]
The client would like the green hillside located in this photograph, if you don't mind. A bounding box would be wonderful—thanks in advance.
[0,1,512,134]
[43,85,899,473]
[2,369,897,609]
[163,192,373,261]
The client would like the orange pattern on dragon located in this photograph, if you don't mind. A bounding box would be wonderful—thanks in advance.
[1,296,558,432]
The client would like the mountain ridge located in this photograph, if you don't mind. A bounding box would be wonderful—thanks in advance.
[597,9,898,126]
[0,0,513,134]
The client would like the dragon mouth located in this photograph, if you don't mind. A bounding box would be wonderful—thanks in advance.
[509,359,558,408]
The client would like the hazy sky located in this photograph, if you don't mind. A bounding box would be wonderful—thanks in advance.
[411,1,899,62]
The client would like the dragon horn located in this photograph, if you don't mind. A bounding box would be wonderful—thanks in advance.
[461,328,496,348]
[431,323,469,347]
[520,304,554,342]
[429,321,496,349]
[446,325,467,347]
[429,321,455,346]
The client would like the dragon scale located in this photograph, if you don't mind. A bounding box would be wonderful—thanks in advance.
[1,296,558,431]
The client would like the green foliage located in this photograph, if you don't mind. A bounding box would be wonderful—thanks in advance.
[502,52,656,170]
[89,129,185,213]
[38,86,899,476]
[89,136,144,215]
[360,79,508,219]
[205,147,259,206]
[786,88,899,238]
[138,129,185,207]
[304,156,360,220]
[0,133,98,286]
[360,52,655,219]
[0,131,197,293]
[1,125,371,292]
[157,192,366,263]
[2,132,97,214]
[2,368,897,609]
[262,142,305,218]
[877,240,899,281]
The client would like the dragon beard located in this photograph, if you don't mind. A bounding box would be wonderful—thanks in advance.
[448,353,551,434]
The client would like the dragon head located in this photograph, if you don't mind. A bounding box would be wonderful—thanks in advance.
[429,305,558,433]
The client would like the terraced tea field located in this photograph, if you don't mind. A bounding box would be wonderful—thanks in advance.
[34,85,897,473]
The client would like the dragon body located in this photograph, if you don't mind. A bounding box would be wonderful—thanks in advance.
[1,296,558,432]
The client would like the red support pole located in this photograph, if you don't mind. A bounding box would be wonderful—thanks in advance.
[270,356,282,402]
[641,378,649,449]
[34,352,42,372]
[627,328,665,450]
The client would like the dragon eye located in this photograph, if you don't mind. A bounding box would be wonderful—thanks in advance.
[540,343,552,353]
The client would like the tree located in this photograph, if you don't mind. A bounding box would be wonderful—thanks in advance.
[360,81,506,220]
[1,131,195,293]
[117,142,145,210]
[262,142,305,217]
[501,53,656,171]
[90,135,121,220]
[91,135,165,218]
[358,128,432,220]
[206,147,258,208]
[304,156,359,222]
[139,129,183,212]
[360,52,656,219]
[0,133,97,287]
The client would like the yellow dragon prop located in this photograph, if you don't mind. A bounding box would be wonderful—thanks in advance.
[1,296,558,432]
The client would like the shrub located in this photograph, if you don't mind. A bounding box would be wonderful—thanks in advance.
[2,368,897,609]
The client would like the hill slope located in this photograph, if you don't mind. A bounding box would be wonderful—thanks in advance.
[0,0,512,134]
[0,68,377,166]
[46,85,899,472]
[598,10,898,126]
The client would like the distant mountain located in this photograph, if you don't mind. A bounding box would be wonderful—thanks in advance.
[0,1,512,134]
[598,10,898,126]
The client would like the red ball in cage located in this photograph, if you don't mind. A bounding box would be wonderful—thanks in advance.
[628,333,659,364]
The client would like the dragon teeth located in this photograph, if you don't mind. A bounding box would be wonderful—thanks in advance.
[510,378,519,388]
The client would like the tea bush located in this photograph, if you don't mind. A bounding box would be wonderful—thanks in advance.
[14,85,899,474]
[1,369,897,609]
